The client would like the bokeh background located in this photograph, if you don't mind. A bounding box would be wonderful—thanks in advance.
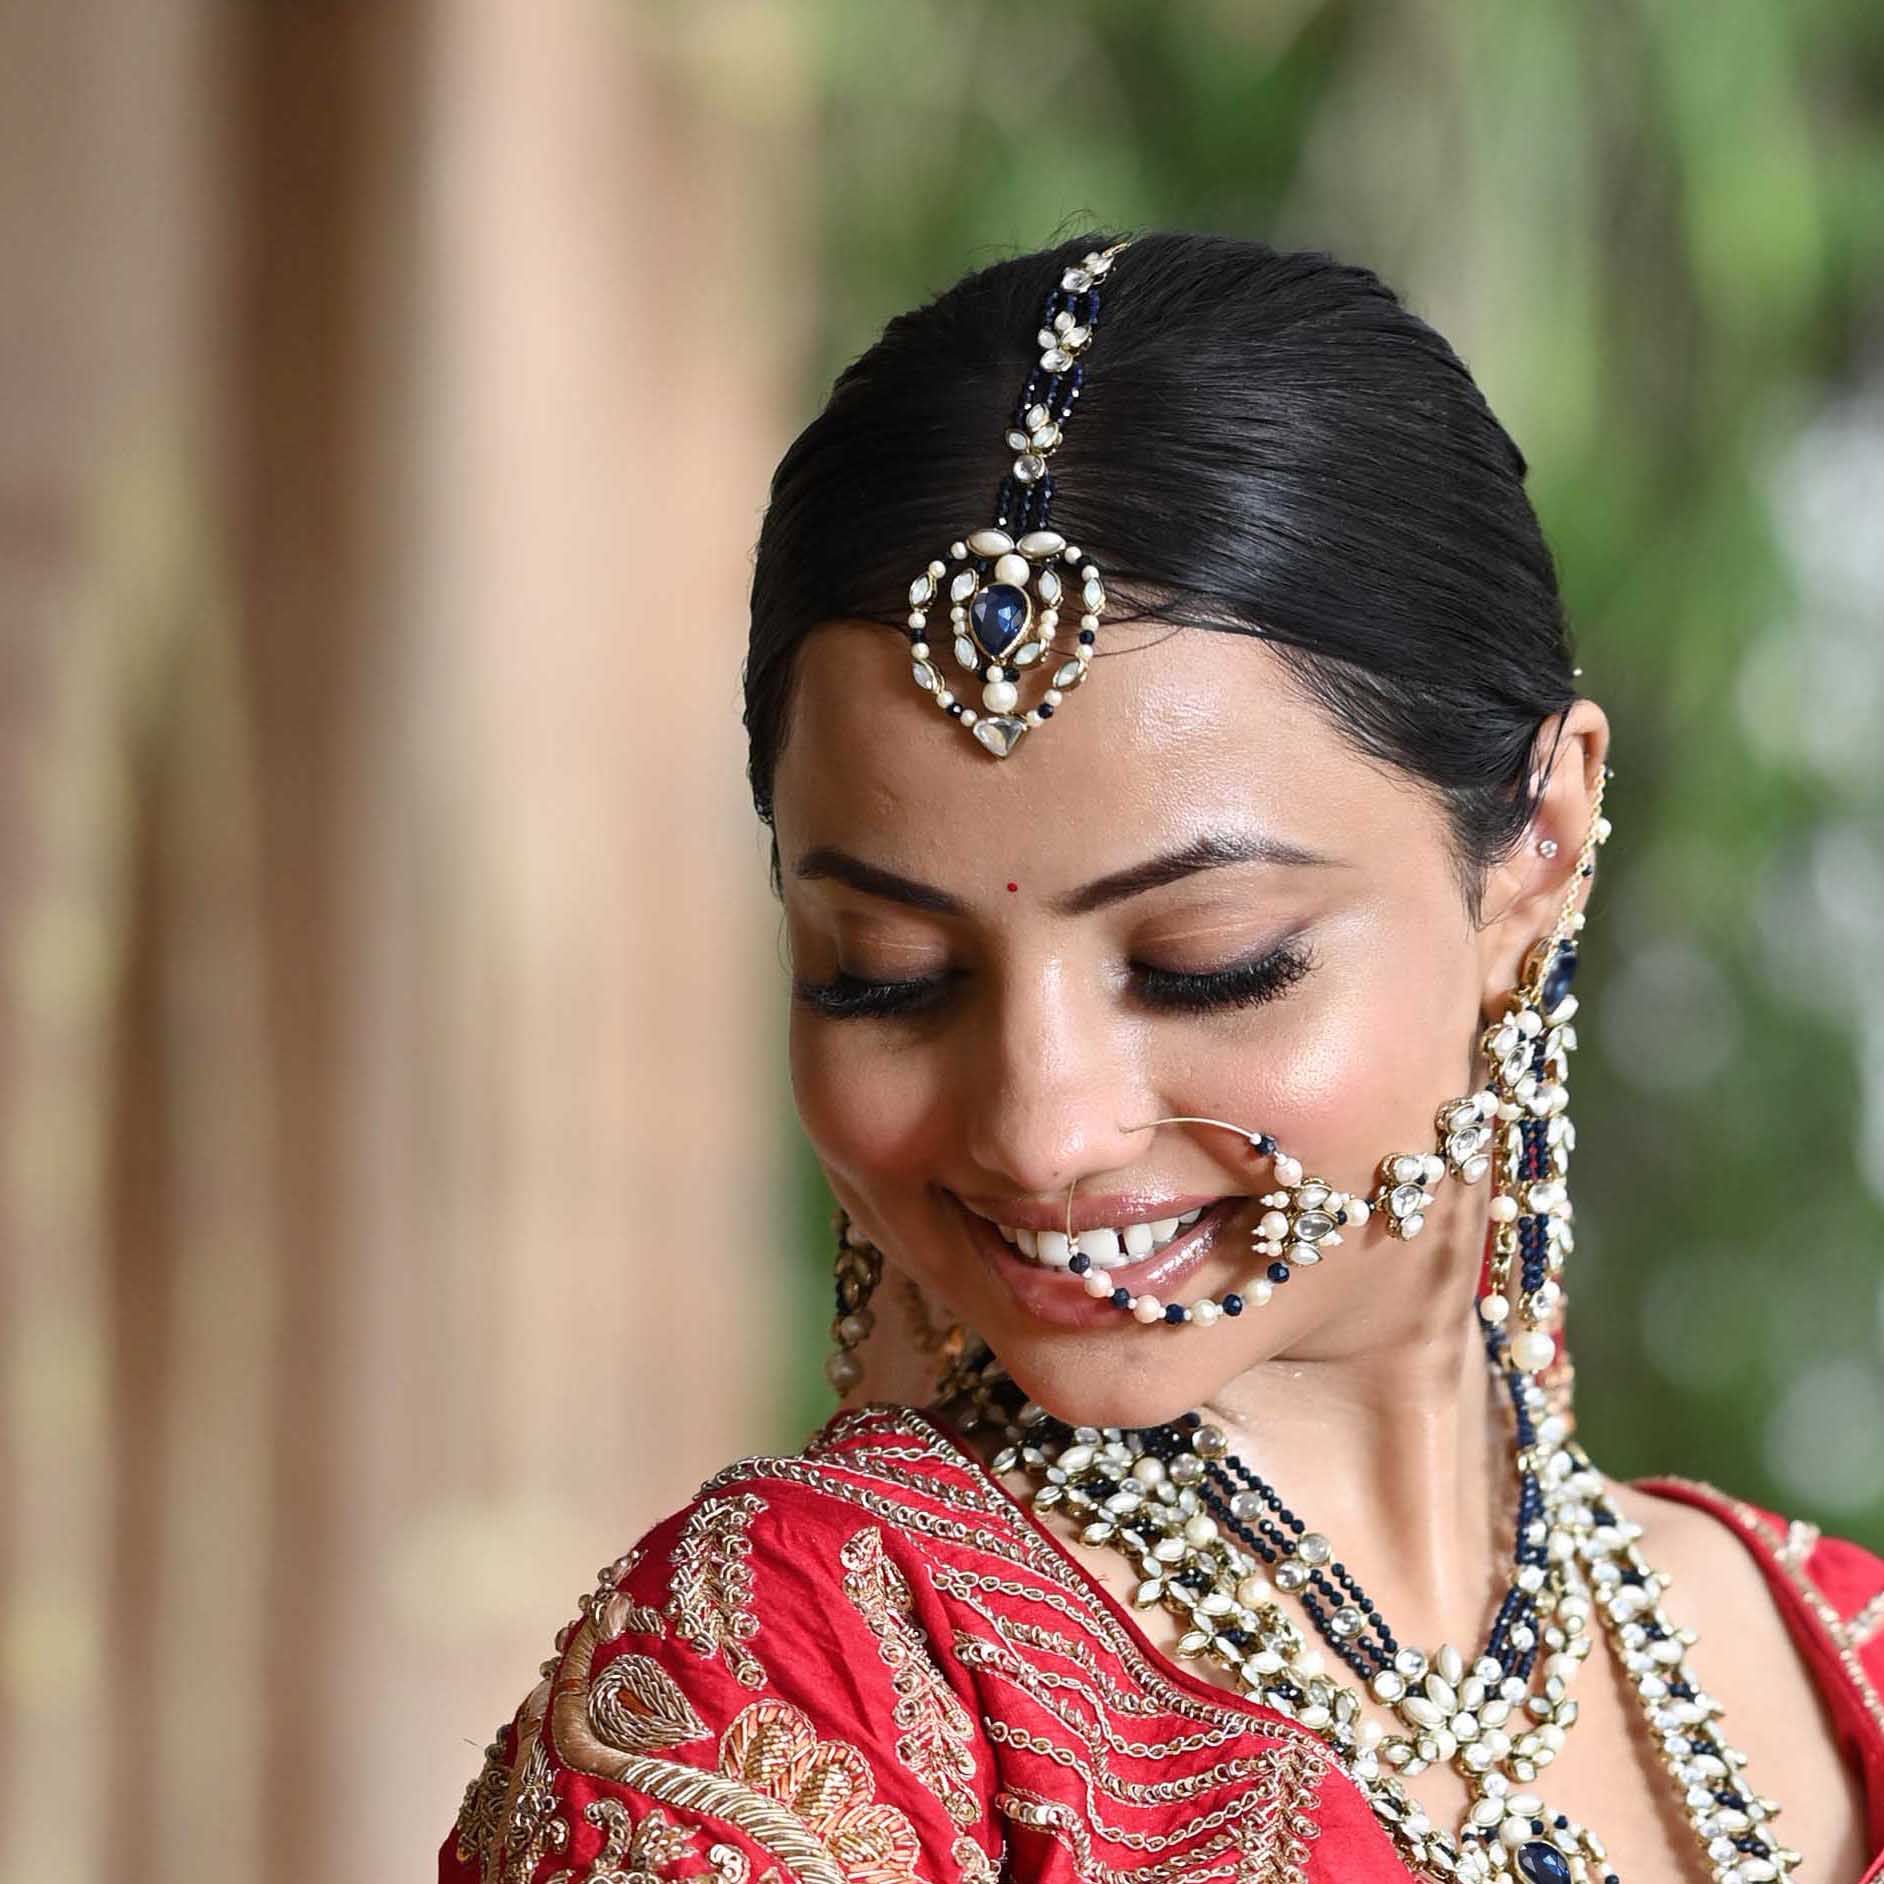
[3,3,1881,1878]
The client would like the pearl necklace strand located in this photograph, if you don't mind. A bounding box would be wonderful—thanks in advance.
[953,1342,1798,1884]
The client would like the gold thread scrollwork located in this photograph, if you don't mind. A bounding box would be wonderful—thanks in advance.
[668,1492,768,1688]
[838,1526,997,1883]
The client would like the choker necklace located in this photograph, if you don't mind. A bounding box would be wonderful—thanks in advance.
[947,1331,1797,1884]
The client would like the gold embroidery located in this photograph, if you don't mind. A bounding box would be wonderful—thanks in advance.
[719,1697,925,1884]
[1648,1474,1884,1738]
[995,1736,1318,1884]
[1780,1517,1822,1569]
[838,1527,997,1883]
[1847,1589,1884,1650]
[454,1676,573,1884]
[587,1651,715,1754]
[543,1798,769,1884]
[668,1493,768,1688]
[551,1562,924,1884]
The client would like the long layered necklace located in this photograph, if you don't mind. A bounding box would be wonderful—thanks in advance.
[949,1326,1798,1884]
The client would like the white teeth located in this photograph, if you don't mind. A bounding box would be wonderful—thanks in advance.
[991,1202,1224,1268]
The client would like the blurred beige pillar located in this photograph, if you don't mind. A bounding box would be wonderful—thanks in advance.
[369,4,809,1869]
[1,1,810,1880]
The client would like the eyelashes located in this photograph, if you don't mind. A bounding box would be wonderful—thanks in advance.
[793,943,1317,1023]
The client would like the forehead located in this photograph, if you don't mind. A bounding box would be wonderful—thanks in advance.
[773,622,1435,888]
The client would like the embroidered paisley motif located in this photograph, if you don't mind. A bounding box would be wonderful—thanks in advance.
[587,1651,715,1755]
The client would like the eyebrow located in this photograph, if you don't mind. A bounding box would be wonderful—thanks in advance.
[793,832,1343,919]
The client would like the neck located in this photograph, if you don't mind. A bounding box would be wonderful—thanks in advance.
[1198,1190,1517,1654]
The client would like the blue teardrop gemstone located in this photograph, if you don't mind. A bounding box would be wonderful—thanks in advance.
[1515,1841,1573,1884]
[1541,942,1578,1012]
[969,583,1030,659]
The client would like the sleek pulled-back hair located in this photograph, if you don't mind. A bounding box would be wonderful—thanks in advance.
[745,229,1579,921]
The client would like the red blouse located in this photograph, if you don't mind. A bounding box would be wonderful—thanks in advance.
[443,1403,1884,1884]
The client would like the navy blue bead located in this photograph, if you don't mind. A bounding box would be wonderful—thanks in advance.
[1513,1840,1570,1881]
[1078,629,1095,644]
[1541,941,1578,1010]
[1068,1252,1090,1273]
[1255,1133,1278,1155]
[1222,1293,1244,1315]
[1110,1287,1131,1308]
[969,584,1030,659]
[1163,1303,1185,1324]
[1038,703,1055,718]
[1267,1261,1291,1283]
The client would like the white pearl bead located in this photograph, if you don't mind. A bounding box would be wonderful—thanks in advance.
[1131,1455,1166,1486]
[1479,1295,1510,1325]
[935,690,954,708]
[1191,1298,1221,1325]
[1132,1295,1163,1324]
[1082,1270,1113,1297]
[1044,688,1063,706]
[1183,1514,1218,1545]
[1489,1195,1519,1222]
[982,680,1019,712]
[1273,1154,1303,1187]
[1250,1279,1274,1305]
[910,641,929,657]
[1512,1329,1556,1372]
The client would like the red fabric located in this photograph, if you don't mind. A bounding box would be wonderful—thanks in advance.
[443,1407,1884,1884]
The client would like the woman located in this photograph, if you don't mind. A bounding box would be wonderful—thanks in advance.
[441,232,1884,1884]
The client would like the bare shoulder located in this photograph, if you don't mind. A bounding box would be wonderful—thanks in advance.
[1604,1475,1875,1879]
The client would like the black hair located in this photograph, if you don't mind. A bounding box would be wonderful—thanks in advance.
[744,229,1579,921]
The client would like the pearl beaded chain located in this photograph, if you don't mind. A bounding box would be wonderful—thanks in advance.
[954,1339,1797,1884]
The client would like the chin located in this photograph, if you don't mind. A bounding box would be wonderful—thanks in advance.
[988,1334,1230,1432]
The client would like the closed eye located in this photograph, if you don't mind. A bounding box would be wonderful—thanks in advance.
[1131,942,1317,1013]
[793,944,1315,1021]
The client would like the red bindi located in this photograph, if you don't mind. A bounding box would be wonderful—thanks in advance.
[1007,882,1019,893]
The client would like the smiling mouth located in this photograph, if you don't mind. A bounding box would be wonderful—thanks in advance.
[990,1210,1204,1270]
[953,1191,1246,1309]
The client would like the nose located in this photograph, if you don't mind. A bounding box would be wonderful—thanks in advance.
[959,964,1145,1200]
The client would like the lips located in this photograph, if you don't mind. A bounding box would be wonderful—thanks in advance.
[953,1192,1243,1329]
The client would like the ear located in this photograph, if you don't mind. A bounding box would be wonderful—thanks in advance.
[1475,698,1612,1016]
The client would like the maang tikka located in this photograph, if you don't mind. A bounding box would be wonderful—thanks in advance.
[826,770,1612,1391]
[901,238,1132,759]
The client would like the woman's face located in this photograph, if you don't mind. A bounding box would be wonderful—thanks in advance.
[771,620,1606,1427]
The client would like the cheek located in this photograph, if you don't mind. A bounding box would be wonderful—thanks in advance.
[1208,917,1478,1171]
[788,1018,951,1197]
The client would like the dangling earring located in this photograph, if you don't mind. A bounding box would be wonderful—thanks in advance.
[827,1213,986,1403]
[1065,777,1612,1340]
[1478,767,1612,1382]
[826,1211,882,1396]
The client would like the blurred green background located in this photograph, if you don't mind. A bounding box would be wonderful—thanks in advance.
[781,0,1884,1548]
